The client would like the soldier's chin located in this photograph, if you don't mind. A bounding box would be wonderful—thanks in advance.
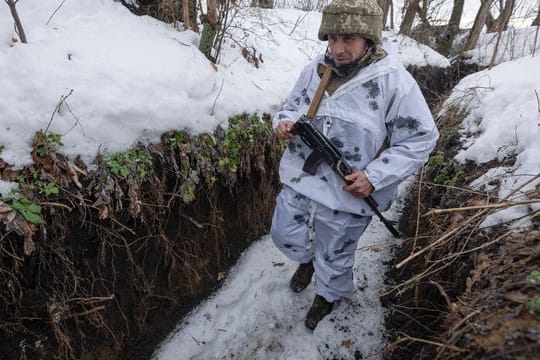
[334,58,351,65]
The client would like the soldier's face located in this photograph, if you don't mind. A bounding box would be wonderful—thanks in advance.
[328,34,368,66]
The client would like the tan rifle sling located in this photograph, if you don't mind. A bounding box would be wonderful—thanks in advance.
[306,65,333,119]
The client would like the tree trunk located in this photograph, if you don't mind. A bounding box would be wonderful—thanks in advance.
[495,0,514,32]
[486,10,497,32]
[6,0,27,43]
[378,0,392,28]
[532,4,540,26]
[438,0,464,55]
[250,0,274,8]
[199,0,219,61]
[417,0,430,29]
[463,0,493,52]
[399,0,420,36]
[182,0,197,31]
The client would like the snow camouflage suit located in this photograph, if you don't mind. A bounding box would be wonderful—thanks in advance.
[271,13,439,301]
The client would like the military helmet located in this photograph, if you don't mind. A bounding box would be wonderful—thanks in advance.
[318,0,383,45]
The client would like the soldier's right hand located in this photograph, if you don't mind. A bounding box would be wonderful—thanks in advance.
[275,120,295,140]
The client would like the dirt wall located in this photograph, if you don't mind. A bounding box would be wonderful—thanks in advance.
[0,114,283,359]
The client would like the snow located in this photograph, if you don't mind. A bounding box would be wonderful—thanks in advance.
[0,1,447,171]
[2,0,540,358]
[153,192,403,360]
[464,26,540,66]
[441,54,540,229]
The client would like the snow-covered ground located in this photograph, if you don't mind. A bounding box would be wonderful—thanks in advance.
[153,189,405,360]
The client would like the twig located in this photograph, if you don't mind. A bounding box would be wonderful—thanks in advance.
[436,310,481,359]
[396,209,489,269]
[210,78,225,116]
[428,280,452,311]
[45,89,74,133]
[68,305,106,318]
[424,199,540,216]
[66,294,115,303]
[439,230,512,263]
[40,202,73,211]
[46,0,68,26]
[61,101,85,137]
[251,80,263,90]
[411,166,426,255]
[288,12,309,36]
[389,333,467,353]
[534,90,540,126]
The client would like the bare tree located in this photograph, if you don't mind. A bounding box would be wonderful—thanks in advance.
[463,0,494,52]
[486,0,515,32]
[496,0,515,32]
[533,3,540,26]
[5,0,27,43]
[438,0,464,55]
[485,9,497,32]
[182,0,197,31]
[250,0,274,8]
[377,0,392,28]
[200,0,219,61]
[399,0,420,36]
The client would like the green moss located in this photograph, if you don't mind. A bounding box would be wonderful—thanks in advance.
[427,152,464,187]
[106,147,153,178]
[36,132,64,158]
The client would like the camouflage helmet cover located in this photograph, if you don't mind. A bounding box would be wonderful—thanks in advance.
[318,0,383,45]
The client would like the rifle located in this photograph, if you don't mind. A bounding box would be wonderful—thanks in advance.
[291,115,401,238]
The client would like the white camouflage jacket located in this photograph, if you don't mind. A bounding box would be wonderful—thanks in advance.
[273,53,439,216]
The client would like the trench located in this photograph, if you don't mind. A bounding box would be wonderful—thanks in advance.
[0,60,482,360]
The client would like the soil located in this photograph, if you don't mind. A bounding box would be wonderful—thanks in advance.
[383,61,540,359]
[0,114,282,360]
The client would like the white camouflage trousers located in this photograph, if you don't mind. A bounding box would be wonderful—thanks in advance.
[271,186,372,302]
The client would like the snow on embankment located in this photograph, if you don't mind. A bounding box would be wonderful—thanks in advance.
[441,54,540,229]
[464,26,540,67]
[0,2,449,174]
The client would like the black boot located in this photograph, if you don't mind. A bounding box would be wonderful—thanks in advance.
[305,295,334,330]
[289,261,314,293]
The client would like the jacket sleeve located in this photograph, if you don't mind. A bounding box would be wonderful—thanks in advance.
[272,64,314,130]
[364,69,439,190]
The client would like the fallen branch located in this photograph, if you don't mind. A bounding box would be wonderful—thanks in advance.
[424,198,540,216]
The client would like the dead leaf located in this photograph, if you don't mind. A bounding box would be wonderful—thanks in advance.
[24,235,36,256]
[341,339,352,348]
[217,272,226,281]
[99,206,109,220]
[504,292,529,304]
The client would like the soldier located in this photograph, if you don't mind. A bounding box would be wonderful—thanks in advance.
[271,0,439,330]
